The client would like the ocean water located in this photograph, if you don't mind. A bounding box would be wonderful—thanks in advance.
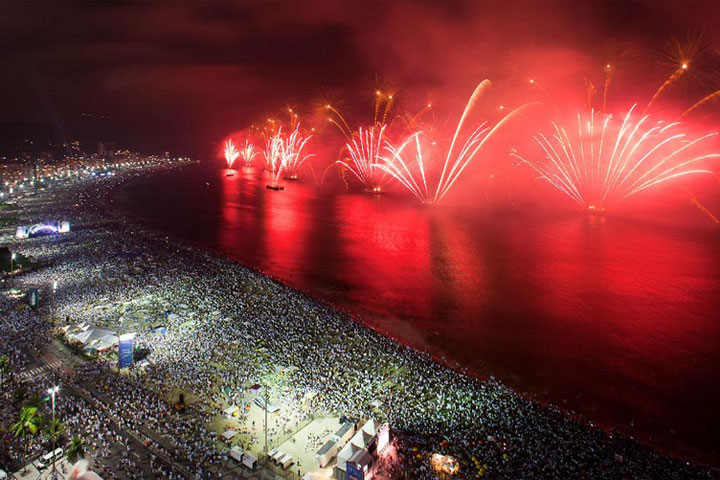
[118,164,720,464]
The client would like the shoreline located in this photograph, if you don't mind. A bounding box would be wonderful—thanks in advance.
[115,166,720,469]
[4,167,719,479]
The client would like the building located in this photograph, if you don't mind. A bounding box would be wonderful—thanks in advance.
[98,142,115,159]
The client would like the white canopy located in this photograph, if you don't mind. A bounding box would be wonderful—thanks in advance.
[69,327,116,346]
[336,442,360,470]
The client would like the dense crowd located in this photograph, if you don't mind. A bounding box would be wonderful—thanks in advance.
[2,171,718,479]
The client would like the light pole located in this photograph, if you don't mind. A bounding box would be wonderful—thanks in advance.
[117,317,124,374]
[47,385,60,480]
[51,281,57,319]
[10,252,16,288]
[264,382,268,455]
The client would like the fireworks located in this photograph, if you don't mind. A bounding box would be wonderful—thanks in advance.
[326,104,353,140]
[223,140,240,168]
[602,63,612,112]
[263,125,314,188]
[337,124,390,193]
[378,132,434,203]
[325,90,403,192]
[512,105,720,210]
[264,131,285,188]
[644,62,688,114]
[681,89,720,118]
[379,81,535,204]
[240,140,258,166]
[686,188,720,224]
[281,125,314,180]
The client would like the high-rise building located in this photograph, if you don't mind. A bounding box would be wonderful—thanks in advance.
[98,142,116,159]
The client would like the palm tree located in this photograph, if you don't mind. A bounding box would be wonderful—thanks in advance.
[66,436,86,464]
[25,393,43,409]
[10,406,42,473]
[43,417,65,446]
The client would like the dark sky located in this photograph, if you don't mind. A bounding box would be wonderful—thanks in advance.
[1,0,719,157]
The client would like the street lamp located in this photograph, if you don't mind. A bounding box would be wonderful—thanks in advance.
[51,281,57,319]
[264,382,269,455]
[47,386,60,479]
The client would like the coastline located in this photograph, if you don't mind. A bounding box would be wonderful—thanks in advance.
[115,166,720,469]
[4,166,719,479]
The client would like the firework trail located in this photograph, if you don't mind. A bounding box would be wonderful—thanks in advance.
[380,81,536,204]
[644,63,688,113]
[681,89,720,118]
[686,188,720,224]
[337,124,390,192]
[287,108,300,130]
[326,104,353,140]
[585,78,597,111]
[240,140,258,166]
[512,105,719,210]
[307,163,343,192]
[281,124,315,179]
[382,94,394,124]
[373,91,382,126]
[264,130,285,188]
[262,125,314,187]
[224,140,240,168]
[394,102,433,136]
[602,64,612,112]
[372,90,396,125]
[327,90,397,141]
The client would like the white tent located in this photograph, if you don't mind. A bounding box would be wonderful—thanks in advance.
[338,418,381,471]
[336,441,360,471]
[223,405,239,418]
[351,430,373,449]
[360,418,379,437]
[88,333,119,351]
[69,327,116,346]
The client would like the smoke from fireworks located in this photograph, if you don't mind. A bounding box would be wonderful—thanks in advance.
[512,105,720,210]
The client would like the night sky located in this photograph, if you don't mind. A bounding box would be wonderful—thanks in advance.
[1,0,719,157]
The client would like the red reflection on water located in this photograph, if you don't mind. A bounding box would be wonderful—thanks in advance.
[262,180,313,278]
[123,166,720,465]
[335,195,434,323]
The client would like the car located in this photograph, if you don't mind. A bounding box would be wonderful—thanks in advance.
[36,448,63,470]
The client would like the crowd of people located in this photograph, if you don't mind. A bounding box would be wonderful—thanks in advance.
[1,168,718,479]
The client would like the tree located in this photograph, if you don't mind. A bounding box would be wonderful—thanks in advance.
[43,417,65,446]
[66,436,86,464]
[13,385,27,407]
[25,393,43,409]
[10,406,42,473]
[0,354,10,386]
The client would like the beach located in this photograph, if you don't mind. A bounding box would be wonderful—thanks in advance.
[2,165,718,479]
